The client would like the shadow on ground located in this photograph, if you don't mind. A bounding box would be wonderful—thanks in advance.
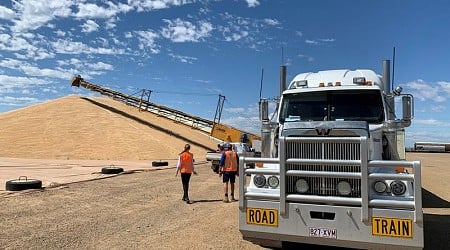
[422,188,450,208]
[191,199,223,204]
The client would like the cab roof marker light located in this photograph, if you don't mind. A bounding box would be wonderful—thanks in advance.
[335,81,341,86]
[290,80,307,89]
[319,82,325,87]
[353,77,366,85]
[327,82,333,87]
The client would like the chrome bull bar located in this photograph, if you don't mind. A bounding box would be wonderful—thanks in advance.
[238,136,422,223]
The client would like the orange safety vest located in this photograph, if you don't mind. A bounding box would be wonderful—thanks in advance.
[222,150,238,172]
[179,151,194,174]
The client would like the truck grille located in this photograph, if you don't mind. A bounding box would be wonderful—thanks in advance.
[285,140,361,198]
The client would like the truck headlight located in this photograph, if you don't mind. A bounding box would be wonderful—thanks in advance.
[253,175,266,188]
[295,179,309,193]
[337,181,352,196]
[267,176,279,188]
[390,181,406,195]
[373,180,387,193]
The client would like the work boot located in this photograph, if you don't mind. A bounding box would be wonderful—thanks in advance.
[230,194,237,202]
[223,194,229,203]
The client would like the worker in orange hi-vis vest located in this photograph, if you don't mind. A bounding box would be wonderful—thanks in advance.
[219,142,239,203]
[175,144,197,204]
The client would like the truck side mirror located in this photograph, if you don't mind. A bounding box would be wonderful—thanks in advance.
[259,99,269,121]
[402,95,413,120]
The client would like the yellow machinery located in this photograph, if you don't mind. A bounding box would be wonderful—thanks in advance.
[211,122,260,147]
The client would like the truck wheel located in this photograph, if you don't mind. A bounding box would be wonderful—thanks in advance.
[152,161,169,167]
[6,176,42,191]
[211,164,219,174]
[101,166,124,174]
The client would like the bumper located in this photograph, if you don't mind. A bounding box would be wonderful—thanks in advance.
[239,200,423,249]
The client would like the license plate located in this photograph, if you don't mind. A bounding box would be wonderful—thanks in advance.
[246,208,278,227]
[372,217,412,238]
[309,227,337,239]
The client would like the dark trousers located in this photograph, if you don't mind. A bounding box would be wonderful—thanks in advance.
[181,173,192,200]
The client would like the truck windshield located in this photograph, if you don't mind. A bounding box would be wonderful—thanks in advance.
[279,89,384,124]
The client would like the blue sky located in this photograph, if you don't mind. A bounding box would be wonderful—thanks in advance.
[0,0,449,147]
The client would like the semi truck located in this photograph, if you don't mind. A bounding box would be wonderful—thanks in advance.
[238,61,423,249]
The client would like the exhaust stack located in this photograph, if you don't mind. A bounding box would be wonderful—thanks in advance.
[280,65,286,96]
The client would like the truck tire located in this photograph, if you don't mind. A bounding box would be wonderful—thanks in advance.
[211,164,219,174]
[101,166,124,174]
[152,161,169,167]
[6,176,42,191]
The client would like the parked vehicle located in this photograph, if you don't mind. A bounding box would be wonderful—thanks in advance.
[238,61,423,249]
[206,142,255,173]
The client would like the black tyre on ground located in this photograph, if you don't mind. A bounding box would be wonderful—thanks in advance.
[152,161,169,167]
[101,166,124,174]
[6,176,42,191]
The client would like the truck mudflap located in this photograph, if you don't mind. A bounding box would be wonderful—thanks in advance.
[239,200,424,249]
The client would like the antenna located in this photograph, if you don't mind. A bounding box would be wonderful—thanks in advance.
[392,46,396,91]
[259,68,264,100]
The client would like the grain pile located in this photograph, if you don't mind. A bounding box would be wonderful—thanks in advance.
[0,95,218,160]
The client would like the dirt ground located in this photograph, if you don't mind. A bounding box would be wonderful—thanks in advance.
[0,161,262,250]
[0,96,448,249]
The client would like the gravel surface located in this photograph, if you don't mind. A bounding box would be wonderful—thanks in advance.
[1,156,449,250]
[0,164,265,250]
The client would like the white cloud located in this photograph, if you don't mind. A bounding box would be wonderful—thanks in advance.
[135,30,160,54]
[90,62,114,71]
[161,18,213,43]
[404,79,446,102]
[298,54,314,62]
[0,33,35,52]
[431,105,446,112]
[0,58,72,80]
[81,20,100,33]
[0,74,47,90]
[305,38,335,45]
[55,30,66,37]
[74,2,132,19]
[105,17,118,30]
[437,81,450,95]
[11,0,73,32]
[296,31,303,37]
[51,39,126,55]
[245,0,260,8]
[414,119,450,126]
[226,107,246,113]
[263,18,280,26]
[318,38,335,42]
[0,5,16,19]
[19,65,71,79]
[129,0,196,12]
[168,53,197,64]
[0,95,40,107]
[222,115,261,134]
[223,30,248,42]
[305,39,318,45]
